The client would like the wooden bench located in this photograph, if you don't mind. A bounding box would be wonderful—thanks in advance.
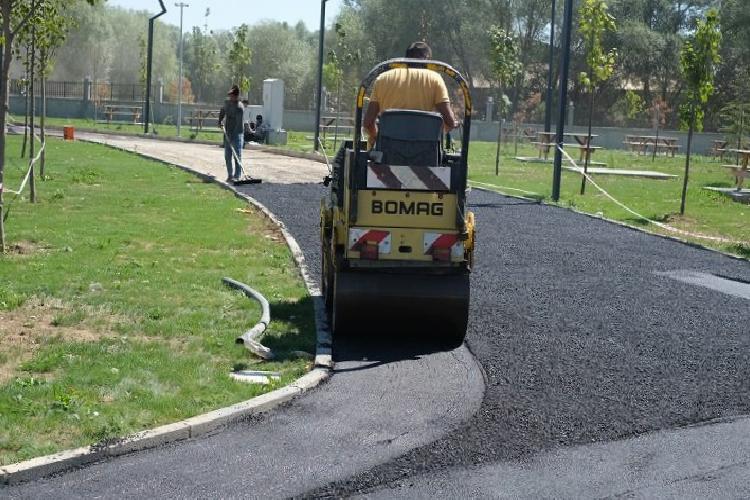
[624,141,650,155]
[189,109,222,132]
[101,105,142,125]
[712,140,729,161]
[723,164,750,190]
[565,143,602,163]
[655,143,680,157]
[531,141,555,160]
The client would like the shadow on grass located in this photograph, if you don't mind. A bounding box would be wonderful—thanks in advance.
[728,244,750,259]
[250,296,318,361]
[623,213,672,227]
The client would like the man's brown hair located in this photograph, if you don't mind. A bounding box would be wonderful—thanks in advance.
[405,41,432,59]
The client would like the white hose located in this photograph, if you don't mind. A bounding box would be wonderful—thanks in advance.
[222,277,273,360]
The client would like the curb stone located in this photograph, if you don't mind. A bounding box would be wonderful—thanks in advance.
[0,140,334,487]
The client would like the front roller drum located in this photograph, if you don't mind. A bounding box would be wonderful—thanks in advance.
[330,269,470,345]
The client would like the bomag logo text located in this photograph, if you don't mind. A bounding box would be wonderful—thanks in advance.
[371,200,444,216]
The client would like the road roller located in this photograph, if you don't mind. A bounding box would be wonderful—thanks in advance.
[320,58,475,344]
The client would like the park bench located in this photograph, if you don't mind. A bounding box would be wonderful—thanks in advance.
[188,109,222,133]
[722,164,749,190]
[624,138,650,155]
[100,104,142,125]
[654,142,680,157]
[712,140,729,161]
[531,141,603,163]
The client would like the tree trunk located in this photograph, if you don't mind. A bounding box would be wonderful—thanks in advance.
[0,3,12,253]
[40,70,46,179]
[28,18,36,204]
[495,89,503,176]
[680,104,696,215]
[21,53,29,158]
[580,88,595,195]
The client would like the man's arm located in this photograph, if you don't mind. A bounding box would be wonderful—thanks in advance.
[436,101,457,131]
[363,101,381,146]
[218,106,226,128]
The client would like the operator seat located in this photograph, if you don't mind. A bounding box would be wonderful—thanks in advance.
[375,109,443,167]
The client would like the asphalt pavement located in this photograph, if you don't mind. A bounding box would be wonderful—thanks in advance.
[309,188,750,497]
[4,154,750,497]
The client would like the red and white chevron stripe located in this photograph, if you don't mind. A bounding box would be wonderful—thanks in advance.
[367,164,451,191]
[423,233,464,259]
[349,229,392,254]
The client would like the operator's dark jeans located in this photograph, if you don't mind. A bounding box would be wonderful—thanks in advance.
[224,133,244,179]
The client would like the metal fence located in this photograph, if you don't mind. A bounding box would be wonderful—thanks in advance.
[9,79,159,104]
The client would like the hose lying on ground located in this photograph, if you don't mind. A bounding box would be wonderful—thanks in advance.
[222,277,273,360]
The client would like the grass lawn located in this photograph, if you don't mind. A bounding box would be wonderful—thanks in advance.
[0,136,316,466]
[469,142,750,257]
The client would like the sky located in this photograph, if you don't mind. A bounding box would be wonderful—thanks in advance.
[106,0,344,32]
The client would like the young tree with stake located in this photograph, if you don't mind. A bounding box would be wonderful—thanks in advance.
[0,0,95,252]
[679,9,721,215]
[488,26,522,176]
[578,0,616,195]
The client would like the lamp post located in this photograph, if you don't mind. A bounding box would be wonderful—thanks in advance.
[314,0,329,152]
[551,0,574,202]
[144,0,167,134]
[175,2,189,136]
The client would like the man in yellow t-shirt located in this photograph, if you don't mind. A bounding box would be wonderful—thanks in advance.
[364,41,457,146]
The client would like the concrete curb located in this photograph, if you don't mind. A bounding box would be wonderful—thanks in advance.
[0,139,333,487]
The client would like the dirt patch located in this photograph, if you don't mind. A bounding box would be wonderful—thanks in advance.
[6,240,50,256]
[0,298,116,384]
[237,207,285,243]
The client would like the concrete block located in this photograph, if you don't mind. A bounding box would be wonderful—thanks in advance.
[106,421,191,457]
[291,369,330,390]
[3,446,94,486]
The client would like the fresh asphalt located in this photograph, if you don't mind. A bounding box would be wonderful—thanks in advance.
[5,182,750,498]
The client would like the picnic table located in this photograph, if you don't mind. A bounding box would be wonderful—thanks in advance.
[722,149,750,190]
[624,135,680,157]
[532,132,601,162]
[712,140,730,161]
[189,109,222,132]
[101,104,142,125]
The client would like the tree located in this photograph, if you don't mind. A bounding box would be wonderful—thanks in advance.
[678,8,721,215]
[578,0,617,195]
[0,0,96,252]
[488,26,522,176]
[227,23,252,95]
[185,26,219,103]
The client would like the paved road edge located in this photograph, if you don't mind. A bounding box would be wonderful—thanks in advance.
[0,144,334,487]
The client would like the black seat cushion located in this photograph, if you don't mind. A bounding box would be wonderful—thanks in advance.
[376,110,442,167]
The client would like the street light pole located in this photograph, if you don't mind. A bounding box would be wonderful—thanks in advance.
[552,0,574,202]
[314,0,328,152]
[175,2,189,136]
[144,0,167,134]
[544,0,556,134]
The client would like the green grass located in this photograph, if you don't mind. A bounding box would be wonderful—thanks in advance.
[468,142,749,256]
[0,137,316,465]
